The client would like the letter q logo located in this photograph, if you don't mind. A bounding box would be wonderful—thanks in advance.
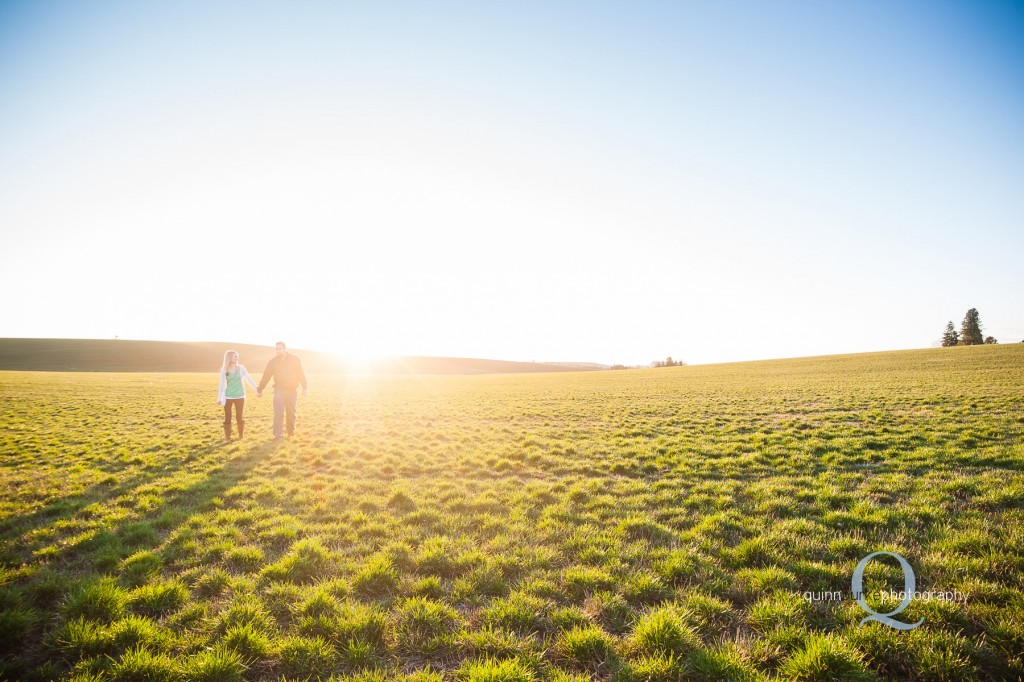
[851,551,924,631]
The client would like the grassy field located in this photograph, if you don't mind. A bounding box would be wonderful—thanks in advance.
[1,345,1022,681]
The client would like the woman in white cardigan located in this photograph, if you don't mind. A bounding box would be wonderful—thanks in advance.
[218,350,259,440]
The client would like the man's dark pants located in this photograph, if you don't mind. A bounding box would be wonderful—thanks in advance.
[273,388,297,437]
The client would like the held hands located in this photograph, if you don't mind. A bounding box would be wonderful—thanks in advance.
[256,390,263,398]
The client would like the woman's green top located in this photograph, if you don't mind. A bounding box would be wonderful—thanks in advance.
[225,370,244,399]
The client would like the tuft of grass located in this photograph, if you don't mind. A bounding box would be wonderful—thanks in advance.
[119,551,162,586]
[0,605,37,653]
[751,624,807,668]
[622,572,670,606]
[455,562,509,600]
[680,591,737,635]
[847,625,982,680]
[65,670,107,682]
[64,577,128,623]
[106,645,180,682]
[352,556,400,599]
[25,569,68,609]
[217,594,275,635]
[583,591,634,634]
[299,600,389,650]
[550,607,590,633]
[415,537,464,578]
[184,645,246,682]
[779,633,874,681]
[619,653,683,681]
[735,566,797,599]
[654,550,701,587]
[387,489,418,513]
[297,590,341,619]
[225,546,265,572]
[458,625,539,661]
[127,580,188,616]
[687,643,765,681]
[455,656,538,682]
[730,537,776,568]
[618,517,678,546]
[412,576,445,599]
[107,615,176,654]
[561,566,615,601]
[193,568,231,598]
[221,622,274,661]
[402,668,445,682]
[338,638,379,671]
[627,606,700,659]
[56,617,113,659]
[558,625,618,673]
[394,597,459,655]
[262,581,303,624]
[277,634,337,679]
[748,592,811,632]
[483,592,550,634]
[260,538,339,585]
[335,601,389,648]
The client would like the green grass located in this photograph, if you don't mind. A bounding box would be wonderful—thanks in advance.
[1,344,1023,680]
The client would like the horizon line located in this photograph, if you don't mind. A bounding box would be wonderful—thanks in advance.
[0,334,988,369]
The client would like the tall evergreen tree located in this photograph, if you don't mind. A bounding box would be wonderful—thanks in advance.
[960,308,984,346]
[941,321,959,347]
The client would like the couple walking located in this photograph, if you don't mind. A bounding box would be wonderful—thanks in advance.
[217,341,308,441]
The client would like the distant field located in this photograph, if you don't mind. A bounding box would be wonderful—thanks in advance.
[1,345,1022,681]
[0,339,602,374]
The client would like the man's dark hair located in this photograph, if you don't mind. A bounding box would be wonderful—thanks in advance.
[276,341,286,349]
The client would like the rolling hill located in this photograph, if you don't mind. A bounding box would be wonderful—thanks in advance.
[0,338,605,374]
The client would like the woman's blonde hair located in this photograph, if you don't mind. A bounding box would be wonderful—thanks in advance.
[221,350,239,378]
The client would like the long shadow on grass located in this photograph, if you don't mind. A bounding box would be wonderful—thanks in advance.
[0,442,221,533]
[0,440,279,681]
[90,440,279,565]
[0,439,276,568]
[158,439,279,512]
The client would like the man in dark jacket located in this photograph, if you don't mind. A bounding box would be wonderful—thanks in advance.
[257,341,308,438]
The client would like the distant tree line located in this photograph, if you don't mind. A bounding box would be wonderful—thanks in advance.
[940,308,998,347]
[651,356,686,368]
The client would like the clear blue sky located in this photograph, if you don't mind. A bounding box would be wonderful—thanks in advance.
[1,1,1022,365]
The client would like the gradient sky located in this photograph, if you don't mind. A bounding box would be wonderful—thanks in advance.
[1,1,1022,366]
